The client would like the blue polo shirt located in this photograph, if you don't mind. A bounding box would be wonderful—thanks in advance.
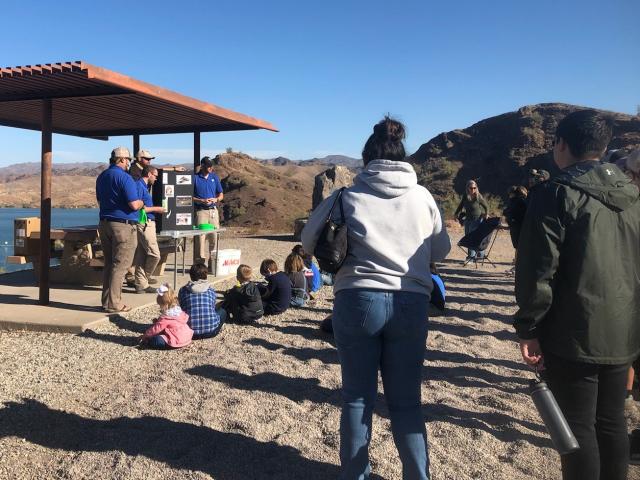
[136,178,155,221]
[193,172,223,210]
[96,165,140,222]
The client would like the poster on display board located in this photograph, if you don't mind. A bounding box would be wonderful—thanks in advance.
[152,169,195,233]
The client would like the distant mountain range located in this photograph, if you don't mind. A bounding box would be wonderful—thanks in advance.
[259,155,362,168]
[1,103,638,224]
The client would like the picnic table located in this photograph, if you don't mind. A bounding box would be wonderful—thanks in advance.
[10,224,225,287]
[159,228,226,288]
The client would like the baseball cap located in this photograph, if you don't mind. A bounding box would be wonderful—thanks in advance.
[110,146,132,160]
[136,149,155,160]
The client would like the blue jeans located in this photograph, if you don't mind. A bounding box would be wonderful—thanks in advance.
[193,307,227,340]
[464,218,484,258]
[321,272,335,286]
[333,289,430,480]
[146,335,168,348]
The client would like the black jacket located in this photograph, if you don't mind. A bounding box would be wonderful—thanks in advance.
[261,271,291,315]
[224,282,263,323]
[514,161,640,364]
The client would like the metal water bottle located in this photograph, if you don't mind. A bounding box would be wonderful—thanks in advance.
[529,379,580,455]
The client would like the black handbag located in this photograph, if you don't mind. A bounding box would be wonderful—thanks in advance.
[314,188,348,273]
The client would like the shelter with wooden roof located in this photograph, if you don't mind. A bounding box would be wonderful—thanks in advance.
[0,61,277,305]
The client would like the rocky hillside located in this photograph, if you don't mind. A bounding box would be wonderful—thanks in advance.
[410,103,640,208]
[210,152,326,231]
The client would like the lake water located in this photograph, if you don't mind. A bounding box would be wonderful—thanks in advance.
[0,208,99,273]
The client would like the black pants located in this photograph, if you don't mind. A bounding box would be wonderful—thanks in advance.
[543,352,629,480]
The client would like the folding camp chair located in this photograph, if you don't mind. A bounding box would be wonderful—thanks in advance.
[457,216,502,268]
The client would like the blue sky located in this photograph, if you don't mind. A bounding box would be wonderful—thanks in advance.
[0,0,638,167]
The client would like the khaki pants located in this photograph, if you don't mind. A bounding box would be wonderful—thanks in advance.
[194,208,219,264]
[99,220,137,310]
[133,220,160,289]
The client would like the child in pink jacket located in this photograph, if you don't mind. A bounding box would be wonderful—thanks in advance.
[140,284,193,349]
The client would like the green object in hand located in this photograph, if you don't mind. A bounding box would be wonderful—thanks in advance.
[139,208,148,226]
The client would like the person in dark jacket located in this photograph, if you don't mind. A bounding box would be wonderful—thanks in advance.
[502,185,528,249]
[454,179,489,260]
[258,259,291,315]
[514,110,640,480]
[223,264,263,324]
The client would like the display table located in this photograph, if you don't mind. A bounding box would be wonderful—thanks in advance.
[158,228,226,288]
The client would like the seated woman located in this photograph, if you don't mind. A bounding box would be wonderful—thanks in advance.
[454,179,488,260]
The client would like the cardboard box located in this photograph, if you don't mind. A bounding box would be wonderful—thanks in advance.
[213,249,241,276]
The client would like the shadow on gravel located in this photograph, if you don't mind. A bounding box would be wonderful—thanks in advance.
[425,402,552,449]
[255,320,327,343]
[425,349,527,373]
[108,315,148,334]
[426,365,528,395]
[79,329,138,346]
[249,234,296,242]
[187,365,342,407]
[446,295,516,308]
[445,307,515,325]
[0,399,339,480]
[245,337,339,365]
[445,285,514,296]
[430,319,515,342]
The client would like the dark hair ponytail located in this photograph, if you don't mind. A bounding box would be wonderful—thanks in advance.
[361,116,406,165]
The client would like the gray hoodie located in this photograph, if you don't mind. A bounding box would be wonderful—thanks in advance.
[302,159,451,296]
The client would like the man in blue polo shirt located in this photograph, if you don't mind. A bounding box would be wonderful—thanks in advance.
[133,165,166,294]
[96,147,143,313]
[193,156,224,267]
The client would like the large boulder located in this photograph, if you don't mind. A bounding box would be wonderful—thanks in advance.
[312,165,355,210]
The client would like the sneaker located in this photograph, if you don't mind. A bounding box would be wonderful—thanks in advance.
[135,286,157,294]
[148,278,158,285]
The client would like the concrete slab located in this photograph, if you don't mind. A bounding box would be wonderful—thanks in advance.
[0,265,234,334]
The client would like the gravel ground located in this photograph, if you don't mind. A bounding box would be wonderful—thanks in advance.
[0,229,638,479]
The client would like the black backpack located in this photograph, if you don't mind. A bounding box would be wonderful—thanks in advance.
[314,188,348,274]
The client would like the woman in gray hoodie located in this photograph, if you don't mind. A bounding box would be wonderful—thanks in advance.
[302,116,450,480]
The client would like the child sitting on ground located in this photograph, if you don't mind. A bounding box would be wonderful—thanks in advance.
[291,245,321,295]
[258,259,291,315]
[140,284,193,349]
[284,253,309,307]
[222,264,264,324]
[178,263,227,339]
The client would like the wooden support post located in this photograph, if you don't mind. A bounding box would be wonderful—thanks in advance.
[194,131,200,171]
[39,99,52,305]
[133,134,140,157]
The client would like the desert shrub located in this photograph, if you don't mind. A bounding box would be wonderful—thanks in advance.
[530,111,544,124]
[222,175,247,192]
[440,191,461,220]
[483,193,504,217]
[224,204,247,220]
